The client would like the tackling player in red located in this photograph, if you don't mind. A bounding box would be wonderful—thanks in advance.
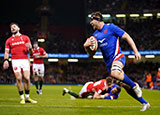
[92,77,121,99]
[62,77,121,100]
[3,22,37,104]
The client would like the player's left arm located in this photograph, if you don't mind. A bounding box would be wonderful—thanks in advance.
[93,92,101,99]
[28,53,32,66]
[25,36,32,54]
[36,49,48,59]
[42,49,48,58]
[111,23,141,60]
[103,93,116,100]
[93,92,110,99]
[93,89,103,99]
[36,53,48,58]
[121,32,141,60]
[102,86,108,91]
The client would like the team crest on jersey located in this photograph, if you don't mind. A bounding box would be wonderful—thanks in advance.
[104,29,107,33]
[20,37,23,40]
[14,67,18,71]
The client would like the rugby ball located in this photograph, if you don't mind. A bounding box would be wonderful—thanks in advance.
[89,36,98,51]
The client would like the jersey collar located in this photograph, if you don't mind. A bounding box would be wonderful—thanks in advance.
[99,24,105,32]
[12,32,21,37]
[34,47,39,50]
[104,81,106,86]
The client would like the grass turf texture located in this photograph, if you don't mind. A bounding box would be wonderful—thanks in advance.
[0,85,160,115]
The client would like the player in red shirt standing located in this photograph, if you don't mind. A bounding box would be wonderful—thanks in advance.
[31,41,48,94]
[3,22,37,104]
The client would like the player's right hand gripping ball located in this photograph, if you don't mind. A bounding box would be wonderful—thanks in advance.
[89,36,98,51]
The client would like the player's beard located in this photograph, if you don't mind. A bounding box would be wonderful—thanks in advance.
[12,30,18,35]
[92,24,98,30]
[92,25,96,30]
[94,26,98,30]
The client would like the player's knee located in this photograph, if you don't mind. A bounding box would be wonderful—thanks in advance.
[16,77,22,82]
[39,73,44,78]
[34,77,38,81]
[111,64,122,77]
[111,70,121,77]
[33,72,39,76]
[24,76,30,81]
[39,77,44,81]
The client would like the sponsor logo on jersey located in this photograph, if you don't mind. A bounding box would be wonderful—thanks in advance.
[33,53,40,56]
[99,42,108,47]
[98,38,106,43]
[98,38,108,47]
[12,41,25,46]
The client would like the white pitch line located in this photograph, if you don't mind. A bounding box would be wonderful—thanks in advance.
[0,98,17,100]
[0,105,160,108]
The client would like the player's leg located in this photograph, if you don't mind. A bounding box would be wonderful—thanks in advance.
[32,64,39,94]
[12,60,25,104]
[22,60,37,103]
[34,75,39,94]
[23,70,30,99]
[63,88,79,98]
[38,64,45,94]
[79,82,93,98]
[110,56,142,97]
[23,70,37,103]
[63,82,93,98]
[14,72,25,104]
[111,60,135,87]
[121,82,150,111]
[39,77,43,94]
[147,82,150,89]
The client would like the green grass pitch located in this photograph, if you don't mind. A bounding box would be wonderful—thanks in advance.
[0,85,160,115]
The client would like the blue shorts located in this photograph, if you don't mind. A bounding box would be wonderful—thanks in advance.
[105,53,126,73]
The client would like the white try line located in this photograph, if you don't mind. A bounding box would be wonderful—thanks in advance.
[0,105,160,108]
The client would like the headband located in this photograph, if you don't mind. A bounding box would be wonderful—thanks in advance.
[90,16,103,21]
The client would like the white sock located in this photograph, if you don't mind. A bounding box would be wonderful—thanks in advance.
[25,94,29,99]
[20,94,25,99]
[65,88,69,93]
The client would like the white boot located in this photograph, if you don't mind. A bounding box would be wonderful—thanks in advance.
[140,103,150,111]
[62,88,69,96]
[133,83,142,98]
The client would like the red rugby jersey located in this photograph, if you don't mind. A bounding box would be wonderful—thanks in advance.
[32,47,47,64]
[92,79,106,94]
[86,82,94,93]
[5,34,31,59]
